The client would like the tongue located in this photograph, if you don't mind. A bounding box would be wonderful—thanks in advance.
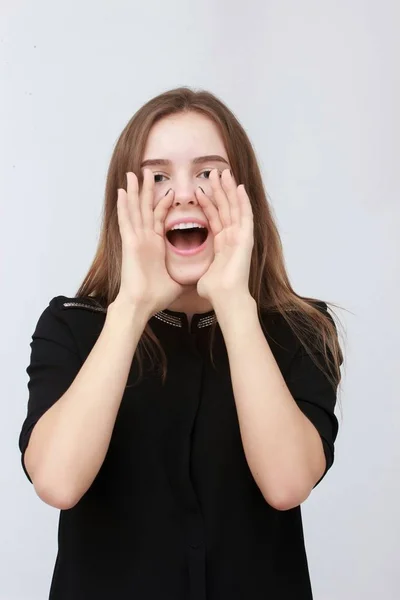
[169,230,205,250]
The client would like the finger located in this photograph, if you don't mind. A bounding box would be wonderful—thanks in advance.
[116,189,132,242]
[195,187,223,236]
[209,168,231,228]
[126,172,141,228]
[140,168,155,229]
[221,169,240,227]
[153,189,175,237]
[237,184,253,223]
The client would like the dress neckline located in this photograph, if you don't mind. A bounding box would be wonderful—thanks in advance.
[153,308,217,329]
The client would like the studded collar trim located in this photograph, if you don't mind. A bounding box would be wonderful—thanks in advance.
[62,299,217,329]
[153,309,217,329]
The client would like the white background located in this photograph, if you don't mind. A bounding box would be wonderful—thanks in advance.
[1,1,399,598]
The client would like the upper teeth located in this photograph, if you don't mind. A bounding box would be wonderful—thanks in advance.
[170,222,206,231]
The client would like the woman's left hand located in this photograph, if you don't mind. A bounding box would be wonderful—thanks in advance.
[195,168,255,305]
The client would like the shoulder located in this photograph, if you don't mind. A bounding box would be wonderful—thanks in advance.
[32,294,108,357]
[40,294,107,329]
[48,294,108,314]
[258,299,332,368]
[260,299,332,331]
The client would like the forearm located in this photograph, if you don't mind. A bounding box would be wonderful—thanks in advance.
[215,295,325,510]
[26,297,149,509]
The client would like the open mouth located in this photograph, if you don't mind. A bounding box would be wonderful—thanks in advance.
[166,227,209,251]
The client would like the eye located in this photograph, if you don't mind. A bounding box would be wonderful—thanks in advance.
[154,173,168,183]
[198,169,222,179]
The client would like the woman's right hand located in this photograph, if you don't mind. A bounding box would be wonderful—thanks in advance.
[115,169,184,316]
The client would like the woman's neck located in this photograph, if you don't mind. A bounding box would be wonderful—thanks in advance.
[166,285,214,317]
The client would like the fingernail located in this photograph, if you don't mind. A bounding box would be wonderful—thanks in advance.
[199,186,205,194]
[165,188,173,196]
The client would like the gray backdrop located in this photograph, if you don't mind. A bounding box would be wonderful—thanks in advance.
[1,0,399,598]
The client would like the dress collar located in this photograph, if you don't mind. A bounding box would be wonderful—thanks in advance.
[153,308,217,329]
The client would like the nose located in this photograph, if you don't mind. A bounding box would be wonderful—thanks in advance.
[171,181,200,208]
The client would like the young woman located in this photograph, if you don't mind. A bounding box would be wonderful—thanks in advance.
[19,87,343,600]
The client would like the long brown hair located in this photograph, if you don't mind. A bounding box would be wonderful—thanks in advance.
[76,87,345,395]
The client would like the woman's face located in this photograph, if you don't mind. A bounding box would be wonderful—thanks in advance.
[141,111,231,287]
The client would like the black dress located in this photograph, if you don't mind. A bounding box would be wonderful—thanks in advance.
[19,295,340,600]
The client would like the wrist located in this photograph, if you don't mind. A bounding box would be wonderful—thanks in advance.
[108,294,152,326]
[213,293,257,323]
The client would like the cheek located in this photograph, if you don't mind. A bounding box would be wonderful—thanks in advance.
[198,180,219,210]
[153,186,170,207]
[199,178,214,197]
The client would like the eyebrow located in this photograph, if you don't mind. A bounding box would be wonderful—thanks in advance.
[140,155,230,168]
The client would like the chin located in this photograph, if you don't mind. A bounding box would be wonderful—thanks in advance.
[166,259,212,287]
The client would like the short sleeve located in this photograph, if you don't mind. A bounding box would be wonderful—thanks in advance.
[18,298,82,483]
[284,304,342,487]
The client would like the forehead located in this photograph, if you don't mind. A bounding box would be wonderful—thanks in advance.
[143,112,228,161]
